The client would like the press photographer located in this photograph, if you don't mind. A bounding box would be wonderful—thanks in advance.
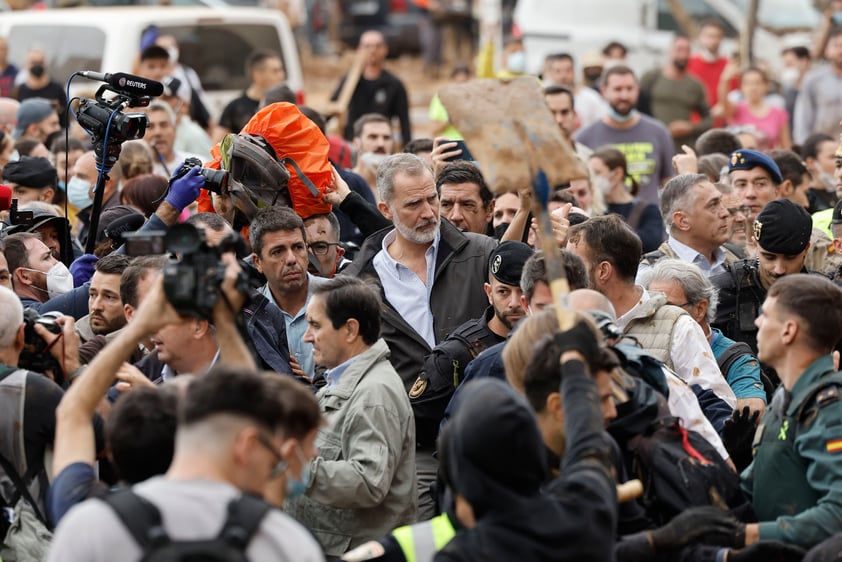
[0,284,105,562]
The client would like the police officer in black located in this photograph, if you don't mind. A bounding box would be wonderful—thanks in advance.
[409,241,534,452]
[711,198,814,355]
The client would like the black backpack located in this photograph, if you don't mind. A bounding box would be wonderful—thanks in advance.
[103,489,271,562]
[626,416,744,526]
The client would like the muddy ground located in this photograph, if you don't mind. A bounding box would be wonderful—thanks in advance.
[300,49,455,140]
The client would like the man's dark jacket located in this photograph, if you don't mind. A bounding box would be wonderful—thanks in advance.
[342,219,496,391]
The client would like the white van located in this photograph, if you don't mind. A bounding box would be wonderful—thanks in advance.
[514,0,819,77]
[0,6,302,118]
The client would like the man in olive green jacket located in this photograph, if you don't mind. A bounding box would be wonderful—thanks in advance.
[285,276,417,557]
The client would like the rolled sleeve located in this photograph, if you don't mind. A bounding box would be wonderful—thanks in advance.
[726,355,767,402]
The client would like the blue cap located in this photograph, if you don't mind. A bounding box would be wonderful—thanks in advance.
[727,149,783,185]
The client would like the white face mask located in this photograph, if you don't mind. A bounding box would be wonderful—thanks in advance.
[780,67,800,88]
[22,262,74,299]
[593,175,613,195]
[700,47,719,63]
[507,51,527,74]
[66,176,94,210]
[167,47,179,64]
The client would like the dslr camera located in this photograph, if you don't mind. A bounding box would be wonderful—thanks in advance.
[20,309,63,381]
[159,223,254,319]
[173,156,228,194]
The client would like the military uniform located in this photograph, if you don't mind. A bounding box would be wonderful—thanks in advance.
[741,355,842,548]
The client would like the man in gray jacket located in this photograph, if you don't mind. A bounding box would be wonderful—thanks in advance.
[286,276,417,557]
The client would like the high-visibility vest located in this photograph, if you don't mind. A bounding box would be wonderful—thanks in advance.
[391,514,456,562]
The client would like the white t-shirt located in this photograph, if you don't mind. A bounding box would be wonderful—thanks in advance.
[47,477,324,562]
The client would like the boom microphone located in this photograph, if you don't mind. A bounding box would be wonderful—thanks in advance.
[79,71,164,98]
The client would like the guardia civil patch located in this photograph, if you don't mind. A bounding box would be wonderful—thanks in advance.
[826,438,842,453]
[409,377,428,398]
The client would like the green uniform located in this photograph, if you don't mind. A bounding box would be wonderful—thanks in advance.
[741,354,842,547]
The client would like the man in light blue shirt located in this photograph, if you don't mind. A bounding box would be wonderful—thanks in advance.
[638,173,742,281]
[251,206,326,381]
[289,276,417,555]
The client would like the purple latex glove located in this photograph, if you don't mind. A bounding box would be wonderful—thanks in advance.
[165,166,203,211]
[69,254,98,287]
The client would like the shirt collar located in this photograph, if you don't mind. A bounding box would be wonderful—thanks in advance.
[379,228,441,272]
[324,353,359,389]
[259,273,322,316]
[160,348,220,382]
[668,235,726,268]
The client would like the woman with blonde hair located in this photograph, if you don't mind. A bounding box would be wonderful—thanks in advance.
[115,140,155,181]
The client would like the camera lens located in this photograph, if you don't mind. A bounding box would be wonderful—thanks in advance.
[164,223,204,255]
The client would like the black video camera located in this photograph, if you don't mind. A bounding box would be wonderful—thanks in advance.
[20,309,64,382]
[159,223,254,319]
[173,156,228,194]
[76,82,151,170]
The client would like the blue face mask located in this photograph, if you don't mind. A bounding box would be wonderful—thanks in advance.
[607,106,638,123]
[285,446,312,499]
[66,176,94,210]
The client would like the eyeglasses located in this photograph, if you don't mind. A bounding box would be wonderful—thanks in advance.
[308,242,340,256]
[726,206,751,217]
[256,432,288,479]
[672,301,694,310]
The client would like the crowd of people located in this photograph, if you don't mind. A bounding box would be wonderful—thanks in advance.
[4,8,842,562]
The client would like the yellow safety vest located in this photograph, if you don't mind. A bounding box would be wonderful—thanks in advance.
[391,514,456,562]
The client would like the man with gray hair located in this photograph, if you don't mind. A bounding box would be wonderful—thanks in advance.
[343,152,495,519]
[638,173,741,280]
[644,259,767,422]
[143,101,202,177]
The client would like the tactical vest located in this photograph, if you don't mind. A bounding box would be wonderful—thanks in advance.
[392,514,456,562]
[750,372,842,521]
[623,297,687,371]
[641,241,745,267]
[711,259,765,353]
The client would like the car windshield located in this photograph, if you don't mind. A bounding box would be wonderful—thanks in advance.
[158,23,284,92]
[731,0,821,31]
[7,25,105,84]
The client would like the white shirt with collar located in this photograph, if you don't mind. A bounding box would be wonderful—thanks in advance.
[159,349,220,383]
[637,235,727,283]
[372,229,440,348]
[617,287,736,409]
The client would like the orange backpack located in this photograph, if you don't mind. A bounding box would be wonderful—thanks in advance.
[206,102,332,222]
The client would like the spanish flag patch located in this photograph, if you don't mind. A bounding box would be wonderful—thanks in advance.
[827,438,842,453]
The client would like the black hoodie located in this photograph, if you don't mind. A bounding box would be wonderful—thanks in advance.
[436,371,617,562]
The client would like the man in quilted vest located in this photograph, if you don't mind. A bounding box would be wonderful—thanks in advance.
[567,214,736,414]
